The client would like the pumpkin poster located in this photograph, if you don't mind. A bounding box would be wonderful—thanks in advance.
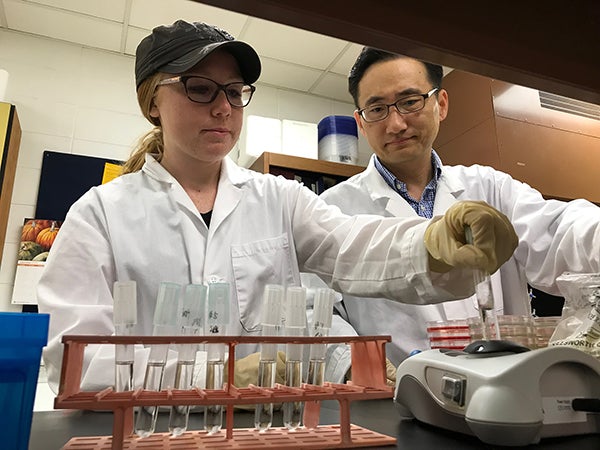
[12,218,62,304]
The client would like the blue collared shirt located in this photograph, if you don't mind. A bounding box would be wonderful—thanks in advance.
[374,150,443,219]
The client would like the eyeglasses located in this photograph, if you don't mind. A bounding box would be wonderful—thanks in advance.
[157,75,256,108]
[357,88,439,122]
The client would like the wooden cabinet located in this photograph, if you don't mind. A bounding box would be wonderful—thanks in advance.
[249,152,365,194]
[434,70,600,203]
[0,103,21,265]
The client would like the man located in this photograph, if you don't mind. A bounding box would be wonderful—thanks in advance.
[320,47,600,370]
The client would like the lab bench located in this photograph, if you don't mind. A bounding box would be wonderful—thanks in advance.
[30,398,599,449]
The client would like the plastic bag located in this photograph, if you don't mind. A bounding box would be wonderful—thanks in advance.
[548,272,600,358]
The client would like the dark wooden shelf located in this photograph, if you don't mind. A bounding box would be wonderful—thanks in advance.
[249,152,365,179]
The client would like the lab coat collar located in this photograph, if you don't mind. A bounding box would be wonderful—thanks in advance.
[362,153,468,217]
[432,160,467,216]
[359,156,413,216]
[210,157,249,233]
[140,153,253,186]
[141,153,249,232]
[142,153,176,184]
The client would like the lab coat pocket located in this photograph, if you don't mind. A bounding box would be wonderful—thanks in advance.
[231,234,296,332]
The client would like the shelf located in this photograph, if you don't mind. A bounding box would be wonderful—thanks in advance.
[249,152,365,179]
[56,334,396,450]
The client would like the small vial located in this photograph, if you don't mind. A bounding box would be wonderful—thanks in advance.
[303,288,335,430]
[255,359,277,431]
[113,281,137,392]
[254,284,284,431]
[204,357,225,433]
[135,282,181,438]
[464,226,500,340]
[169,284,206,436]
[282,286,307,431]
[135,360,166,437]
[169,359,195,436]
[204,282,230,434]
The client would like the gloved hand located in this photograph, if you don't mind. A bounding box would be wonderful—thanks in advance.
[345,358,397,387]
[231,351,286,388]
[424,200,518,274]
[228,351,287,411]
[385,358,396,387]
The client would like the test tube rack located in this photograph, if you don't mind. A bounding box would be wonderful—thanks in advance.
[56,334,396,449]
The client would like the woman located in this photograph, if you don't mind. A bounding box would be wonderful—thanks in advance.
[37,20,517,393]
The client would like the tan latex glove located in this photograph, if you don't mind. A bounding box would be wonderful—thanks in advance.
[230,350,286,388]
[424,200,518,274]
[385,358,396,387]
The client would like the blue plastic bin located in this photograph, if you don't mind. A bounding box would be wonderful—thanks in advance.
[0,312,49,450]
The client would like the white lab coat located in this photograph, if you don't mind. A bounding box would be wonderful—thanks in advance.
[38,154,477,393]
[320,154,600,366]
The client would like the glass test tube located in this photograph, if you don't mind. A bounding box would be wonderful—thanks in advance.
[113,281,137,392]
[204,282,230,434]
[254,284,284,432]
[135,282,182,438]
[464,226,500,340]
[283,286,307,431]
[303,287,335,430]
[168,284,206,436]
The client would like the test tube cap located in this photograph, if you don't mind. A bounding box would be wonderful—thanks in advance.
[261,284,284,326]
[113,280,137,326]
[285,286,307,328]
[313,287,335,329]
[154,282,182,326]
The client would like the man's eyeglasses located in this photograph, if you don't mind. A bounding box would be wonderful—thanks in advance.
[357,88,439,123]
[157,75,256,108]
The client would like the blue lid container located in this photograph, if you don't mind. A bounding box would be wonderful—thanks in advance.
[317,115,358,141]
[0,312,50,450]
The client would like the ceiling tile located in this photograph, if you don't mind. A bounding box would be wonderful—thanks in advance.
[0,0,362,106]
[4,0,122,52]
[243,18,348,70]
[330,43,363,76]
[129,0,248,36]
[124,26,148,55]
[258,57,321,92]
[25,0,127,22]
[310,72,354,104]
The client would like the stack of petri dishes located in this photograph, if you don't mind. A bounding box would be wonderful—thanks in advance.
[426,319,471,350]
[468,315,537,348]
[532,316,562,349]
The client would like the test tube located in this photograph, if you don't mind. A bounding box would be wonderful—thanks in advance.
[254,284,284,432]
[113,281,137,392]
[135,282,182,438]
[303,287,335,430]
[168,283,206,436]
[464,226,501,340]
[282,286,307,431]
[204,282,230,434]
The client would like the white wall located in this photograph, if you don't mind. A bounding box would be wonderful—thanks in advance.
[0,29,372,311]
